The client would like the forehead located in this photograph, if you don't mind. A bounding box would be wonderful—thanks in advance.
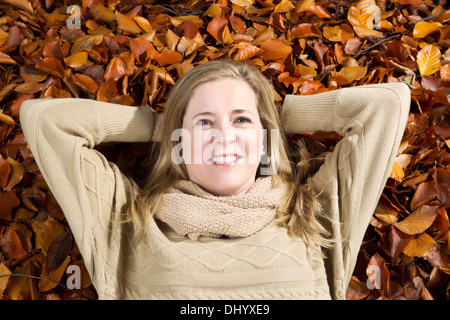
[185,78,258,116]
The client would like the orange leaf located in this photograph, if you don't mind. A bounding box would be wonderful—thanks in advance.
[5,157,25,191]
[402,232,436,257]
[207,14,229,43]
[230,0,253,6]
[440,63,450,82]
[115,11,142,34]
[90,3,115,23]
[0,228,27,259]
[291,23,322,38]
[0,52,17,64]
[35,57,65,78]
[417,44,441,76]
[410,180,437,211]
[323,24,354,42]
[366,252,390,296]
[274,0,295,13]
[394,205,438,235]
[260,39,292,61]
[413,21,442,39]
[234,43,262,61]
[72,74,98,94]
[104,56,129,81]
[389,154,412,182]
[64,52,88,68]
[154,50,183,67]
[3,0,33,14]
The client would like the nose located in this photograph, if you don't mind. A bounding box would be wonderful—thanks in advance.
[210,122,237,144]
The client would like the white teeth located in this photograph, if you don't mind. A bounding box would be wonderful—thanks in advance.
[212,155,238,163]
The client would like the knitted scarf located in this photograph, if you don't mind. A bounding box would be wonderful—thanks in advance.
[155,176,285,240]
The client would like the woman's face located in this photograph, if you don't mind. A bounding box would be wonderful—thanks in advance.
[181,78,264,196]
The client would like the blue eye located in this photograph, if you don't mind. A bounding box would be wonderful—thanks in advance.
[235,117,251,123]
[195,119,211,126]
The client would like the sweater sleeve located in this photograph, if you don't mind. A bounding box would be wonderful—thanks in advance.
[19,98,154,277]
[281,83,411,299]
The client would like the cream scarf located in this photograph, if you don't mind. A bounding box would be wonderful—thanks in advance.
[155,176,285,240]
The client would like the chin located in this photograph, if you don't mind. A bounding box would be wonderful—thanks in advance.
[199,173,254,196]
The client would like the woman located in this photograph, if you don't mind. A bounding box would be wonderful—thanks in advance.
[20,59,411,299]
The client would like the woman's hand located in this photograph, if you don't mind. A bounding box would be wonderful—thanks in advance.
[151,111,165,142]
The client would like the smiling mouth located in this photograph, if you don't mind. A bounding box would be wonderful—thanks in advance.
[210,154,241,166]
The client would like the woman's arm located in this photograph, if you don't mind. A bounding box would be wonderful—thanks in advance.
[19,98,154,277]
[281,83,411,299]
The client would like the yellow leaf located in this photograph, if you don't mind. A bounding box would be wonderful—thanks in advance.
[413,21,442,39]
[0,263,11,298]
[39,256,71,292]
[204,3,222,17]
[274,0,296,13]
[64,52,88,68]
[417,44,441,76]
[353,25,383,38]
[390,154,412,181]
[115,11,142,34]
[402,232,435,257]
[230,0,253,6]
[339,66,367,83]
[323,24,354,42]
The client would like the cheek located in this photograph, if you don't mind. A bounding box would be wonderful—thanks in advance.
[242,130,265,163]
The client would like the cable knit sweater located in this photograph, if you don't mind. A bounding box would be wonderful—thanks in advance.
[19,83,411,300]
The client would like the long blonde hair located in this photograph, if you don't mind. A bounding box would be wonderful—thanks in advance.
[127,59,332,254]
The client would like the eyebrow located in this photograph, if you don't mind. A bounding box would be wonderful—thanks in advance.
[191,109,253,119]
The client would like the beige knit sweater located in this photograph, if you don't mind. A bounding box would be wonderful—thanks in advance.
[19,83,411,300]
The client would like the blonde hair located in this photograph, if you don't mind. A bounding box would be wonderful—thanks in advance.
[127,59,332,255]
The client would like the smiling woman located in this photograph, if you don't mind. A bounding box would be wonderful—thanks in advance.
[19,59,411,300]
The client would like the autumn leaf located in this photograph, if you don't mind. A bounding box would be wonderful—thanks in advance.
[413,21,442,39]
[395,205,438,235]
[0,0,448,301]
[417,44,442,76]
[260,39,292,61]
[402,232,436,257]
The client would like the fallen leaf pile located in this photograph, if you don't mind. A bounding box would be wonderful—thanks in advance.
[0,0,449,300]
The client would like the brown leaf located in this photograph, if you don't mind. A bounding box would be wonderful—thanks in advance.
[346,276,371,300]
[39,255,71,292]
[46,230,73,273]
[410,180,438,211]
[433,167,449,206]
[35,58,65,79]
[0,228,27,259]
[395,205,438,235]
[366,252,390,297]
[0,191,20,220]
